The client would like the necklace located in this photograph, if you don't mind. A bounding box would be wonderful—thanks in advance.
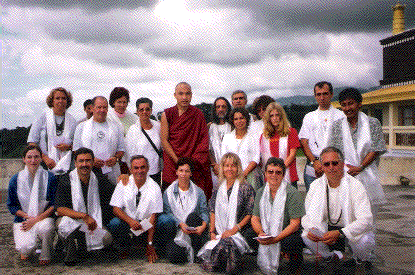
[326,184,342,226]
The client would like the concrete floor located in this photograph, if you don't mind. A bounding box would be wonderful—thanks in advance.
[0,185,414,275]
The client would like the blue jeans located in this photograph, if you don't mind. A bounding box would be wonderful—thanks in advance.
[303,167,317,192]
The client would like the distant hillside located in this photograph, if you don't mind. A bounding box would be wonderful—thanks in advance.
[274,86,377,106]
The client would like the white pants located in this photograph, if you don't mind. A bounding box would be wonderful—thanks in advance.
[13,217,55,260]
[302,231,376,261]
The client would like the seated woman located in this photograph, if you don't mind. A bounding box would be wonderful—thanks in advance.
[198,152,256,274]
[251,157,305,275]
[162,158,209,264]
[260,102,301,188]
[7,145,58,265]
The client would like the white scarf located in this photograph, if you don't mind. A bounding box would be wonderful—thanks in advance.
[15,166,49,251]
[45,109,72,174]
[58,169,103,251]
[198,180,251,259]
[340,112,386,205]
[122,175,160,221]
[257,181,287,275]
[166,180,199,263]
[81,118,118,174]
[302,173,372,243]
[209,123,231,163]
[17,166,49,217]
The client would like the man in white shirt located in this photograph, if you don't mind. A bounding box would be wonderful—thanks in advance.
[208,97,232,188]
[107,155,163,262]
[302,147,375,271]
[73,96,125,185]
[299,82,344,191]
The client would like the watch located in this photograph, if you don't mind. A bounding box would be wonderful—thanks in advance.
[148,241,153,246]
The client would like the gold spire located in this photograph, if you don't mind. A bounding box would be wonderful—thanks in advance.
[392,3,405,34]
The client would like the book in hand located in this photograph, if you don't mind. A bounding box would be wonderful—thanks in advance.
[130,218,153,236]
[253,235,273,240]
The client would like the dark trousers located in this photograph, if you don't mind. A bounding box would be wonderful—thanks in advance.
[61,227,88,263]
[166,213,208,264]
[107,217,148,252]
[280,230,305,273]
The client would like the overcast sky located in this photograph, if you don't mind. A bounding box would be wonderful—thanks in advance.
[2,0,414,129]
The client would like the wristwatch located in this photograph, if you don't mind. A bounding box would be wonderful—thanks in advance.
[148,241,153,246]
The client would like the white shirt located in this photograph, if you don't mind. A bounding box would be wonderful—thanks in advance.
[73,120,125,154]
[110,176,163,221]
[125,120,161,175]
[221,131,260,170]
[299,105,344,157]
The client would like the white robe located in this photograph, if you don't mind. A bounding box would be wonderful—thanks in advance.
[57,169,104,251]
[257,182,287,275]
[340,112,386,205]
[165,180,199,263]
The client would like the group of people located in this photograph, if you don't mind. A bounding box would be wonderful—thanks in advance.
[7,81,386,274]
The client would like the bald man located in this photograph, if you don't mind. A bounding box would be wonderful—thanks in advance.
[160,82,212,199]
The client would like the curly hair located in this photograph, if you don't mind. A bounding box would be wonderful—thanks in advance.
[109,87,130,108]
[229,107,250,130]
[46,87,72,109]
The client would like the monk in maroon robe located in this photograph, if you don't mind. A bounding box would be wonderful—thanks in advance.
[161,82,212,199]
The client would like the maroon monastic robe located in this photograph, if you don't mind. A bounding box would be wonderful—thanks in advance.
[163,105,212,199]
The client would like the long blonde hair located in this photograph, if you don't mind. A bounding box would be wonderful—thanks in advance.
[218,152,245,184]
[263,102,291,138]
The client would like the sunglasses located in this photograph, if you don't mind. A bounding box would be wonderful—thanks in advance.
[266,170,283,175]
[322,161,340,167]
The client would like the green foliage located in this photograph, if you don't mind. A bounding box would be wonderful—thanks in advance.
[0,126,30,158]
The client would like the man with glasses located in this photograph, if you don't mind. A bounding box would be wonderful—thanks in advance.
[251,157,305,274]
[302,146,375,271]
[299,81,344,191]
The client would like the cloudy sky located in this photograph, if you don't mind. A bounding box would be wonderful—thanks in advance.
[2,0,414,129]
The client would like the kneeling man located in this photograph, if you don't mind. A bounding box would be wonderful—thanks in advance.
[251,157,305,275]
[107,155,163,263]
[302,146,375,266]
[55,147,114,265]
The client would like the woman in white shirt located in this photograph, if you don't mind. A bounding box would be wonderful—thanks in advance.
[221,107,260,190]
[125,98,162,184]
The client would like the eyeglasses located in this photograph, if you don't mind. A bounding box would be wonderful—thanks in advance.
[322,161,340,167]
[266,170,283,175]
[138,107,151,112]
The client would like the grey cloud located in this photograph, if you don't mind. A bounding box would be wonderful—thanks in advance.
[4,0,157,11]
[204,0,415,33]
[42,17,157,45]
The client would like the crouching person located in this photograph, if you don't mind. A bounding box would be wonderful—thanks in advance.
[161,158,209,264]
[7,145,58,265]
[107,155,162,262]
[302,146,375,269]
[55,147,114,265]
[251,157,305,275]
